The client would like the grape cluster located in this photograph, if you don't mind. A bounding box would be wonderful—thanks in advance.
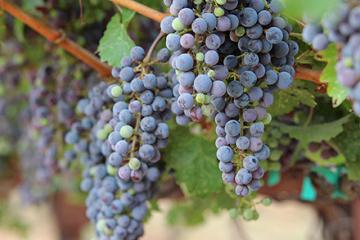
[0,41,28,159]
[17,64,94,203]
[162,0,298,196]
[18,66,60,202]
[262,125,294,171]
[66,46,172,239]
[302,2,360,116]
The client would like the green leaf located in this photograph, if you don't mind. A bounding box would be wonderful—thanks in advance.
[282,0,339,19]
[166,193,234,226]
[346,161,360,181]
[21,0,44,14]
[268,82,316,117]
[275,115,351,146]
[119,8,135,26]
[335,116,360,180]
[164,126,223,196]
[320,44,349,107]
[98,14,134,67]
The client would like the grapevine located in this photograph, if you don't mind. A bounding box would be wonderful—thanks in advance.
[1,0,360,240]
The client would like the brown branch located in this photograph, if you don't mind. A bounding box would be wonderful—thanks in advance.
[295,67,322,84]
[111,0,168,23]
[0,0,112,78]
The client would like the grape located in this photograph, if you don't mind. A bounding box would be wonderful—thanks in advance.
[211,80,227,97]
[176,115,190,125]
[131,46,145,61]
[243,53,259,66]
[166,33,181,51]
[119,67,135,82]
[247,24,263,39]
[236,136,250,150]
[160,16,175,33]
[177,93,194,109]
[243,155,259,172]
[202,12,217,31]
[258,10,272,26]
[225,120,241,137]
[205,50,220,66]
[224,55,238,69]
[239,8,258,27]
[219,162,234,174]
[235,169,252,185]
[175,53,194,71]
[216,146,234,163]
[217,16,231,32]
[248,87,263,101]
[302,23,322,43]
[240,71,257,87]
[312,34,329,50]
[130,78,145,92]
[269,0,283,14]
[194,74,212,93]
[172,18,185,31]
[180,33,195,49]
[277,72,293,89]
[192,18,208,34]
[227,80,243,98]
[349,6,360,29]
[178,72,195,88]
[206,34,222,50]
[235,185,249,197]
[250,137,263,152]
[178,8,195,26]
[250,122,264,137]
[266,27,283,44]
[156,48,171,63]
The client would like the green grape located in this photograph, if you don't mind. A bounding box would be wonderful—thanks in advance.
[129,157,141,170]
[120,125,134,138]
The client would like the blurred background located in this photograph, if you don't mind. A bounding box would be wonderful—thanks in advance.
[0,193,336,240]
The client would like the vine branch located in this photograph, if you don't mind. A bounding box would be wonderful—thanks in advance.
[0,0,112,78]
[111,0,168,23]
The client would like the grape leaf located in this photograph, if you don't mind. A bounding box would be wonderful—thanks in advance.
[164,126,223,196]
[346,161,360,181]
[275,115,351,145]
[282,0,339,19]
[268,82,316,117]
[119,8,135,26]
[167,193,234,226]
[335,117,360,163]
[21,0,44,14]
[98,14,134,67]
[320,44,349,107]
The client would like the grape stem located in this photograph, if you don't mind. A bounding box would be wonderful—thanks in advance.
[0,0,112,78]
[129,112,141,160]
[144,31,166,63]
